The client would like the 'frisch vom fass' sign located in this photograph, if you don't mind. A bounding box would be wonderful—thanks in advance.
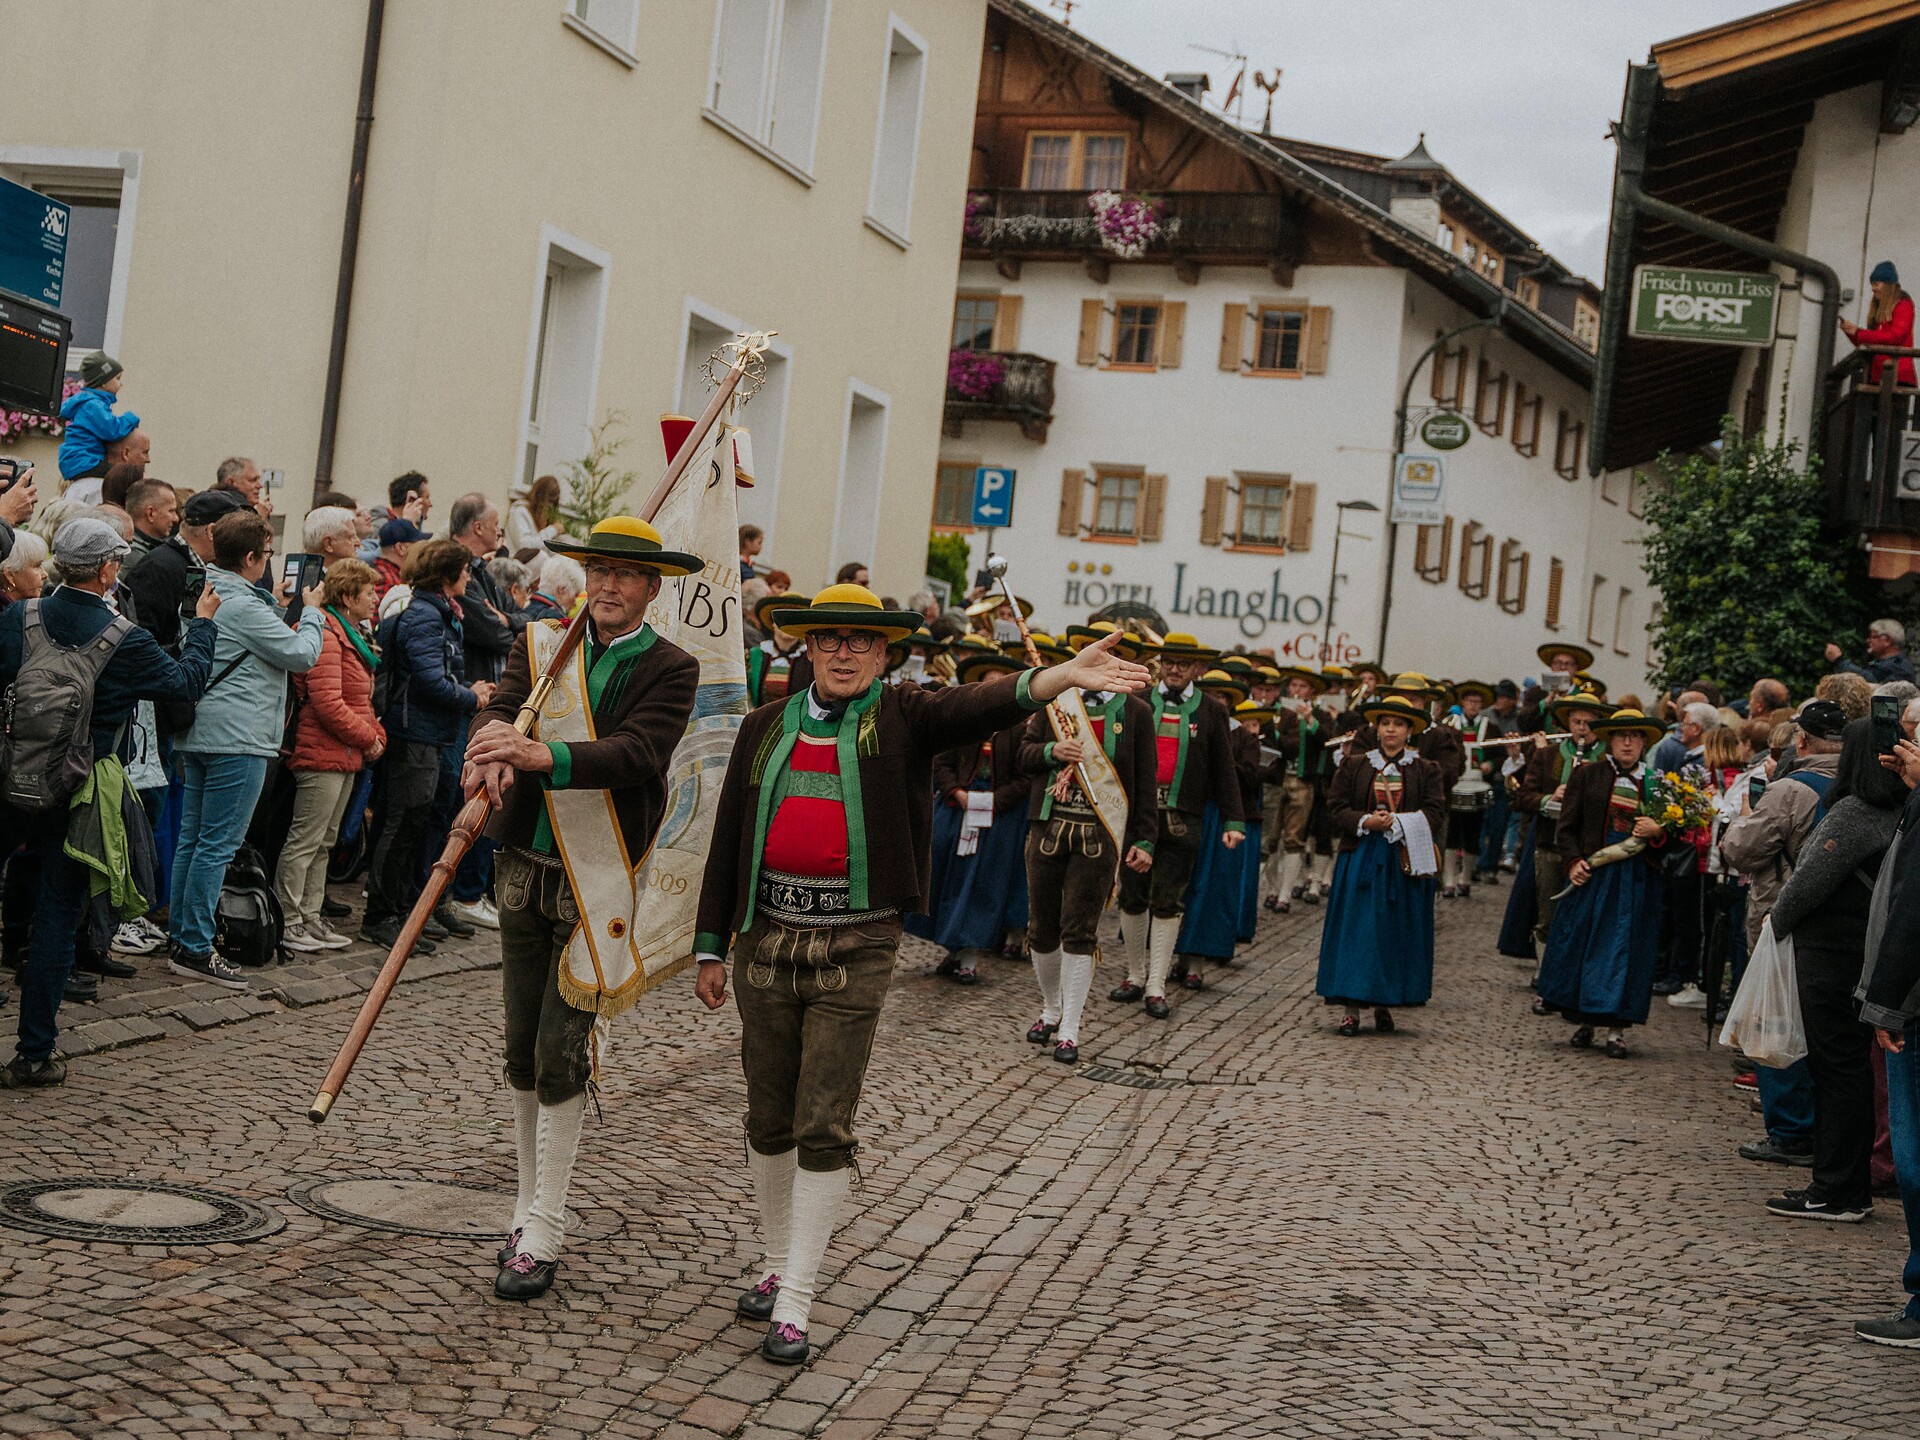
[1629,265,1779,348]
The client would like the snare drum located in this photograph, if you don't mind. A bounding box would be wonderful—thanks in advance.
[1450,773,1494,813]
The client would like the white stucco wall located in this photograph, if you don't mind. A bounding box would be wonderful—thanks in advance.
[942,259,1657,695]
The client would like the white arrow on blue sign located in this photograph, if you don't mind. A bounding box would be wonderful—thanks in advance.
[971,466,1016,527]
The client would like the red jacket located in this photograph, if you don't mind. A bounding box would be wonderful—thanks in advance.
[1852,295,1916,388]
[289,611,386,772]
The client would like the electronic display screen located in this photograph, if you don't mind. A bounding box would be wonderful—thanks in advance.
[0,291,70,416]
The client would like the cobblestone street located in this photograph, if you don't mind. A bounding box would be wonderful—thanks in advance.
[2,888,1915,1439]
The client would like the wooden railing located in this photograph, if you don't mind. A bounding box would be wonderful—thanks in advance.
[963,189,1293,258]
[944,351,1057,443]
[1823,345,1920,533]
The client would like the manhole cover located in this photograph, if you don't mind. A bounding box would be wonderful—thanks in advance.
[0,1179,286,1246]
[287,1176,607,1242]
[1079,1064,1186,1091]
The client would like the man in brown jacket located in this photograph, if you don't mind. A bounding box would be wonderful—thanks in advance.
[690,584,1147,1367]
[462,517,703,1302]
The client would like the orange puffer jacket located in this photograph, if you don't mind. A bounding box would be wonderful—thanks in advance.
[289,611,386,772]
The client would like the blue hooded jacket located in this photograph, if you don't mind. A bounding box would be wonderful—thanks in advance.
[57,386,141,480]
[378,589,479,746]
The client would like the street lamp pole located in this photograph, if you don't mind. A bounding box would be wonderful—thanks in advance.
[1323,499,1379,663]
[1375,305,1505,665]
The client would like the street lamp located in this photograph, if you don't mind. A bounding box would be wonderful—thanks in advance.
[1323,499,1379,663]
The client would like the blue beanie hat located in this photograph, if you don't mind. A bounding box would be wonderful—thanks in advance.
[1871,260,1899,285]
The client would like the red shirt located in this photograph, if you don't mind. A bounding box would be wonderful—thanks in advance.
[1853,295,1917,388]
[762,733,848,877]
[1154,712,1183,786]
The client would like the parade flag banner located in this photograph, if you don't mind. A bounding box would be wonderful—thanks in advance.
[627,418,752,978]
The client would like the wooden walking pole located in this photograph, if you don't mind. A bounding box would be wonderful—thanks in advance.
[307,346,757,1123]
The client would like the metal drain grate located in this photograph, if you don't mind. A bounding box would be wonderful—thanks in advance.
[0,1179,286,1246]
[1078,1064,1186,1090]
[287,1176,607,1242]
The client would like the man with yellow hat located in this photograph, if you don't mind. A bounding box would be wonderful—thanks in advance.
[462,515,705,1302]
[1500,690,1612,967]
[690,583,1148,1366]
[1109,633,1245,1019]
[1263,666,1327,914]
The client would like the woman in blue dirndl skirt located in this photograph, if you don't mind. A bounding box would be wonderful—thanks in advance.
[1315,696,1447,1036]
[1535,710,1669,1059]
[1176,696,1273,966]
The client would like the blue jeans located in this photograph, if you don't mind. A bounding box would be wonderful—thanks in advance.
[1757,1059,1816,1149]
[169,752,270,958]
[10,807,89,1063]
[1885,1023,1920,1320]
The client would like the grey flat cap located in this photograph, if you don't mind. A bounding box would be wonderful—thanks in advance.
[52,517,133,569]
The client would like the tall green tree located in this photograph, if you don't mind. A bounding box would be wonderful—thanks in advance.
[1640,420,1857,698]
[926,530,971,599]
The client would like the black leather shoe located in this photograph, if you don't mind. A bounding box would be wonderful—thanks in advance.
[421,917,451,941]
[737,1276,780,1321]
[1181,970,1205,992]
[1109,983,1144,1003]
[1052,1040,1079,1064]
[496,1229,521,1267]
[321,897,352,919]
[1569,1025,1595,1049]
[1144,995,1170,1020]
[1373,1008,1395,1034]
[1026,1021,1056,1045]
[78,954,138,979]
[1530,996,1553,1016]
[762,1321,809,1366]
[493,1255,557,1300]
[433,905,476,938]
[63,972,99,1003]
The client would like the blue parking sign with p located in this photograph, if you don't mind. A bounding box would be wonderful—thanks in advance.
[971,466,1015,527]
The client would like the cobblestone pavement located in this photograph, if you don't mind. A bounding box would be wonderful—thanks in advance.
[2,884,1916,1439]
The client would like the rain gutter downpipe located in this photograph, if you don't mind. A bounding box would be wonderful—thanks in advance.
[313,0,387,503]
[1590,62,1841,476]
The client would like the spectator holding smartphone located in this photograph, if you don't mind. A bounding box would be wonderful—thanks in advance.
[167,511,325,988]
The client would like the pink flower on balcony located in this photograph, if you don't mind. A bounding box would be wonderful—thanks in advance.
[948,349,1006,401]
[963,191,992,242]
[0,377,80,444]
[1088,190,1162,259]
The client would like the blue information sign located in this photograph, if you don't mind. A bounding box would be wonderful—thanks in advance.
[970,466,1016,527]
[0,176,69,308]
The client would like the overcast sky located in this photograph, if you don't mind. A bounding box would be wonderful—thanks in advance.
[1063,0,1765,278]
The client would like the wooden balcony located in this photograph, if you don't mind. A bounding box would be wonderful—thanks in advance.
[1822,345,1920,577]
[963,189,1304,285]
[944,351,1056,444]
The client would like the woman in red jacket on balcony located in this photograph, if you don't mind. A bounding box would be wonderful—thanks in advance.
[1841,261,1916,390]
[275,558,387,953]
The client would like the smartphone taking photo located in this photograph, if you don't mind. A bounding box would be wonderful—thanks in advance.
[1871,692,1903,755]
[281,552,323,622]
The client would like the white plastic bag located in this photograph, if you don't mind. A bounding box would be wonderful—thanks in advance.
[1718,916,1806,1068]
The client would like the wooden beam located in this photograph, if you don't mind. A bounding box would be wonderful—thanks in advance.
[1651,0,1920,92]
[1267,258,1295,289]
[1174,257,1202,286]
[995,254,1023,282]
[1084,253,1112,285]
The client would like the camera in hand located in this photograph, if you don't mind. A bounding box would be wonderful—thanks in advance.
[281,552,323,622]
[1871,692,1904,755]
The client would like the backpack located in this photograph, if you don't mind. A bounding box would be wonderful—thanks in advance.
[214,843,284,967]
[0,598,135,812]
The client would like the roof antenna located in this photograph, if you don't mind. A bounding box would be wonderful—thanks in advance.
[1191,42,1250,126]
[1253,69,1282,136]
[1045,0,1077,26]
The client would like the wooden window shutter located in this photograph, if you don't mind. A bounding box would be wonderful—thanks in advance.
[1285,481,1317,551]
[991,296,1023,352]
[1415,517,1454,582]
[1158,301,1185,368]
[1139,474,1167,541]
[1303,307,1332,375]
[1544,557,1565,629]
[1219,302,1246,370]
[1077,300,1104,366]
[1199,476,1229,546]
[1058,468,1086,536]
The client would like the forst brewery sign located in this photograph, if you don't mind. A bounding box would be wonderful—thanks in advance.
[1629,265,1779,347]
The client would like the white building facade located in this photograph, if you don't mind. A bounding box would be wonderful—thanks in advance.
[942,2,1654,695]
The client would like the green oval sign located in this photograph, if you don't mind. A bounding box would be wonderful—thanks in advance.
[1420,411,1470,450]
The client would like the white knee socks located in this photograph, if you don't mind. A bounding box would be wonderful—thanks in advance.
[749,1145,796,1285]
[1277,850,1302,900]
[1145,915,1178,1000]
[769,1166,850,1331]
[1031,947,1063,1026]
[1057,952,1094,1044]
[520,1093,586,1261]
[510,1087,540,1237]
[1120,913,1148,986]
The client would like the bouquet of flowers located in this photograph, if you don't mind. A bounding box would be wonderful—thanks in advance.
[1552,768,1711,897]
[1087,190,1162,259]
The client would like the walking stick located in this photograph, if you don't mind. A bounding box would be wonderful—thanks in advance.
[307,342,760,1123]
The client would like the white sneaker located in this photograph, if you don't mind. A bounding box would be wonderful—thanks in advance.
[306,920,352,950]
[451,899,500,931]
[1667,984,1708,1009]
[111,921,163,955]
[281,922,328,954]
[133,915,169,945]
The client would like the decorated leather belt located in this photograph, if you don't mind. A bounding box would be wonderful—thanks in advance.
[757,869,898,930]
[1053,799,1098,822]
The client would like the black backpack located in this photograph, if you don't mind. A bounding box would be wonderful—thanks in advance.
[215,843,284,967]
